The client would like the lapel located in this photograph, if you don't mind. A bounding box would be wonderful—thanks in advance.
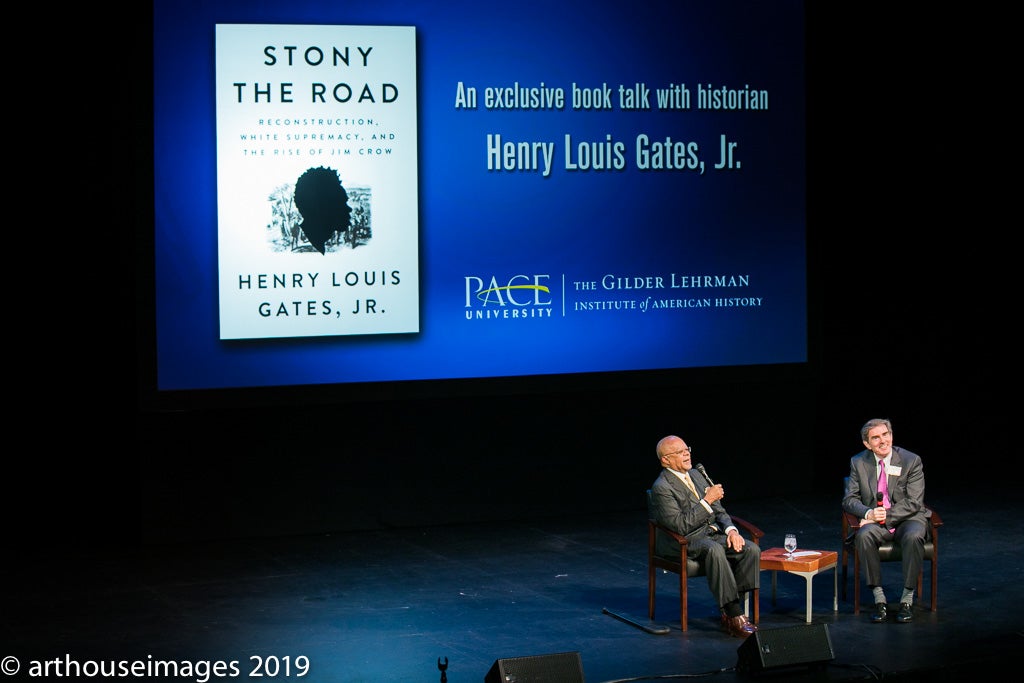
[668,470,699,501]
[890,447,903,472]
[689,468,708,497]
[861,451,881,498]
[886,447,903,500]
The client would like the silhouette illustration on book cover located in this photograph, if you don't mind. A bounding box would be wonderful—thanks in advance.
[293,166,352,255]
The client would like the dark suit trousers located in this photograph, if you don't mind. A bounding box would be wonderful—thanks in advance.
[689,533,761,609]
[855,519,926,592]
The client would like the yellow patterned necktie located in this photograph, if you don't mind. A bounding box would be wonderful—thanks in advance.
[683,473,699,498]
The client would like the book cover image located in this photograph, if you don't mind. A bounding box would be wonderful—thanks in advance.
[215,24,419,340]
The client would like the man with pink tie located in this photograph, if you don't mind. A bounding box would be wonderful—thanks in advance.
[842,418,930,624]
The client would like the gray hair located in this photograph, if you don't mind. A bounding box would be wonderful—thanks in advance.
[860,418,892,442]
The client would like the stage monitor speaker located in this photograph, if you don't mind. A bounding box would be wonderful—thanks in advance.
[736,623,834,674]
[485,651,584,683]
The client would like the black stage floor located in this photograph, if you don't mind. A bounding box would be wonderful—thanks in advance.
[4,492,1020,682]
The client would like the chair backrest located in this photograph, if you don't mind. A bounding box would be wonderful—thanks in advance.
[646,489,707,576]
[646,489,699,629]
[646,489,672,555]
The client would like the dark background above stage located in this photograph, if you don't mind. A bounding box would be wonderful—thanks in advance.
[17,3,1008,549]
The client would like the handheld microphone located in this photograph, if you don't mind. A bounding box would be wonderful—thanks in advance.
[876,491,885,524]
[695,463,715,486]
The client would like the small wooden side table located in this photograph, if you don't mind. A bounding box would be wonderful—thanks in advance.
[759,548,839,623]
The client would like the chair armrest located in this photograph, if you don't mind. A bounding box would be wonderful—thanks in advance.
[730,515,764,544]
[841,510,861,546]
[650,516,765,547]
[843,508,941,534]
[650,518,689,549]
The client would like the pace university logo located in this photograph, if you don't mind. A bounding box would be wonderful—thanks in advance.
[464,274,555,320]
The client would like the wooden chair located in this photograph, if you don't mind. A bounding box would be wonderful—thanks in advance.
[647,489,763,631]
[841,489,943,614]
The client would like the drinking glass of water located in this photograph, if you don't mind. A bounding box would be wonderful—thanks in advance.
[784,533,797,557]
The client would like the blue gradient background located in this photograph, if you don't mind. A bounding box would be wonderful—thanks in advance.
[153,0,806,391]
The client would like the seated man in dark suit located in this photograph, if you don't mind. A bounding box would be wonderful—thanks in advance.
[842,418,929,624]
[650,434,761,638]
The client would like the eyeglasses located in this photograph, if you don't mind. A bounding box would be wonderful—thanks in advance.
[664,447,692,457]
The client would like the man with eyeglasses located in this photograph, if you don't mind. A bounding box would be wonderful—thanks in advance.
[650,434,761,638]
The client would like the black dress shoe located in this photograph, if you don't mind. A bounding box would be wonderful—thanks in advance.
[870,602,888,623]
[897,603,913,623]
